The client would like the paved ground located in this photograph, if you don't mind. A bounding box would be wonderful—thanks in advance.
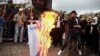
[0,42,99,56]
[0,42,29,56]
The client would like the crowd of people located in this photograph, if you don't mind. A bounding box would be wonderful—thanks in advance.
[0,7,100,55]
[50,11,100,55]
[0,7,38,43]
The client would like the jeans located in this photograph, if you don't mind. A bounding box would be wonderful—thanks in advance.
[0,27,3,43]
[61,32,81,50]
[14,24,24,43]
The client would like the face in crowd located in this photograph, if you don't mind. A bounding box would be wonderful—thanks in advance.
[71,13,77,18]
[18,8,23,15]
[70,11,77,18]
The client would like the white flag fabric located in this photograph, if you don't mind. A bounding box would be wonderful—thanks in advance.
[27,24,39,56]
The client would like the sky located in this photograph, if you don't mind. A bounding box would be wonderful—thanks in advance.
[52,0,100,15]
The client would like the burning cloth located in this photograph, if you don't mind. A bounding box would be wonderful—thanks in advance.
[28,11,58,56]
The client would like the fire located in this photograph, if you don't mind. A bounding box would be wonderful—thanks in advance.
[36,11,58,56]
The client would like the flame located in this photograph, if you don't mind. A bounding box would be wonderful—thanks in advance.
[36,11,58,56]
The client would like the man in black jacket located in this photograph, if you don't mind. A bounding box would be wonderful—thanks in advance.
[58,11,82,55]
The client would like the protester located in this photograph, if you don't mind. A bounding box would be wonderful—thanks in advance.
[79,15,87,47]
[50,15,64,47]
[13,8,26,43]
[84,16,93,49]
[58,11,82,55]
[25,10,35,43]
[90,14,99,53]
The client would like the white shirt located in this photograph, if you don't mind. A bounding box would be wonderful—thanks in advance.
[75,18,78,24]
[90,16,98,33]
[56,17,60,28]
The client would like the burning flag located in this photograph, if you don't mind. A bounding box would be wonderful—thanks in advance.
[36,11,58,56]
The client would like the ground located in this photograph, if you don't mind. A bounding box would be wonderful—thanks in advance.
[0,42,99,56]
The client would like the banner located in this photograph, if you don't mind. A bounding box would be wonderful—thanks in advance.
[27,24,39,56]
[12,0,27,4]
[0,0,8,4]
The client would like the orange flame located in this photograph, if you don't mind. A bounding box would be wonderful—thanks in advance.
[36,11,58,56]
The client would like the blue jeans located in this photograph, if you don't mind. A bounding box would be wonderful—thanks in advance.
[14,24,24,43]
[0,27,3,43]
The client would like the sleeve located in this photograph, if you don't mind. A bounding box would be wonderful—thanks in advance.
[13,14,18,21]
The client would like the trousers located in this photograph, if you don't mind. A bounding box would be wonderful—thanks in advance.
[61,32,81,50]
[14,24,24,43]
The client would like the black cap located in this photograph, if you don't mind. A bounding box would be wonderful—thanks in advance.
[70,10,77,15]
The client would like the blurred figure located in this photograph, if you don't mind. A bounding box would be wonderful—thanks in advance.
[84,16,93,49]
[79,15,87,47]
[62,13,71,45]
[98,14,100,32]
[50,15,64,47]
[58,11,82,55]
[13,8,26,43]
[0,8,5,43]
[27,10,35,24]
[90,14,99,53]
[98,15,100,53]
[56,16,64,47]
[23,10,29,43]
[25,9,35,43]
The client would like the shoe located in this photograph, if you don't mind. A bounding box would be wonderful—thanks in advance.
[78,50,82,55]
[57,50,62,55]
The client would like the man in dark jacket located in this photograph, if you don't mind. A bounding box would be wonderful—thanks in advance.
[58,11,82,55]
